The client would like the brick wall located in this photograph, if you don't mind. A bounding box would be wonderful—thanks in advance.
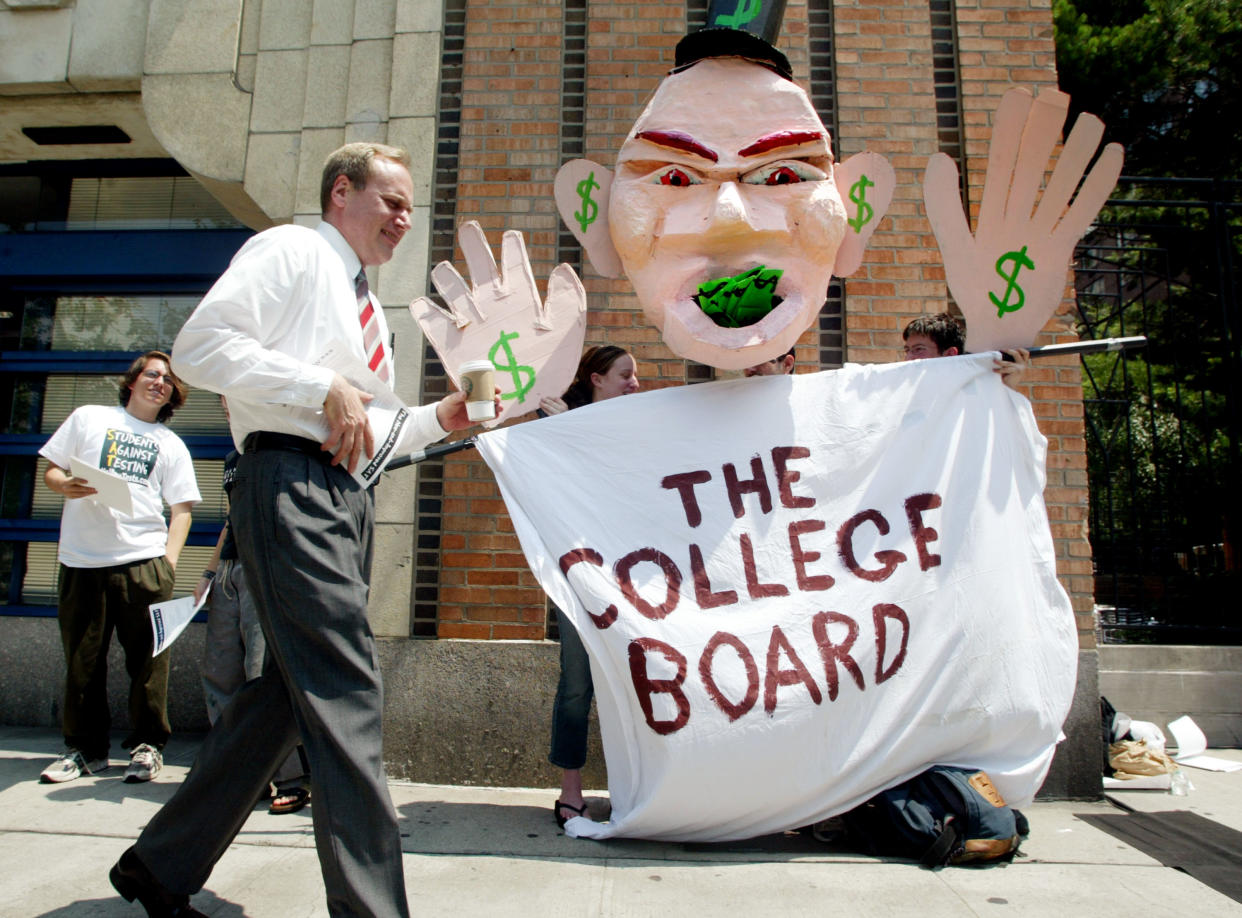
[579,0,683,383]
[831,0,1093,646]
[436,0,687,639]
[435,0,1095,646]
[434,0,569,639]
[955,0,1095,644]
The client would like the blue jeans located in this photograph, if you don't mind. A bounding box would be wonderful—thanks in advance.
[548,607,593,770]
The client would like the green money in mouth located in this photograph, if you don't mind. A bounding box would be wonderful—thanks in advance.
[696,266,784,328]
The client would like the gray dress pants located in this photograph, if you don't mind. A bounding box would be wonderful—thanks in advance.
[134,447,409,918]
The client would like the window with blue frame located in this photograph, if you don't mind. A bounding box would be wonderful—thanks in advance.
[1,160,253,614]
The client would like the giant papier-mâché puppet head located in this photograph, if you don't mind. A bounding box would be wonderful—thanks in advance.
[556,0,894,370]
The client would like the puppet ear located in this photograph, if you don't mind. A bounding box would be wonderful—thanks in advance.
[555,159,624,278]
[831,152,895,277]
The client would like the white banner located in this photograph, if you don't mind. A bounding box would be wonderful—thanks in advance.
[476,353,1077,841]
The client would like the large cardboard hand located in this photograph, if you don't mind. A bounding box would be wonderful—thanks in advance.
[924,87,1123,353]
[410,221,588,428]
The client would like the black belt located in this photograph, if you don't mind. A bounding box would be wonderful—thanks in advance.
[243,431,328,461]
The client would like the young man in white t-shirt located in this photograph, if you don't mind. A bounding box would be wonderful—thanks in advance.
[37,350,202,784]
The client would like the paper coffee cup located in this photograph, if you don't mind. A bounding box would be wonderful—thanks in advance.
[460,360,496,421]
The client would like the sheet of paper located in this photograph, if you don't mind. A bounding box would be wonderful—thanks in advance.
[1169,714,1209,758]
[314,341,411,488]
[1175,755,1242,773]
[68,455,133,517]
[1102,773,1171,790]
[1167,715,1242,771]
[150,585,209,656]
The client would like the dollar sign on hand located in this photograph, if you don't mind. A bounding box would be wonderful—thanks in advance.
[488,330,536,403]
[575,172,599,233]
[714,0,760,28]
[847,175,874,233]
[989,245,1036,316]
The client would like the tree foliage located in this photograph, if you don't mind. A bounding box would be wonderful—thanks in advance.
[1054,0,1242,180]
[1056,2,1242,638]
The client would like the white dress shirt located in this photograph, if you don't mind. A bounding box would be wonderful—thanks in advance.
[172,222,446,455]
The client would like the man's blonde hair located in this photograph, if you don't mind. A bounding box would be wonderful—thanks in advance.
[320,142,411,214]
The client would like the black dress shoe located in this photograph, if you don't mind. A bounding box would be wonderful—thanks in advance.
[109,846,207,917]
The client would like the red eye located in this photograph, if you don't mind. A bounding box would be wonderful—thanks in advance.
[660,168,694,187]
[764,166,803,186]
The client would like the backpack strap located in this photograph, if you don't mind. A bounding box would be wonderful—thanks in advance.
[919,816,961,869]
[1014,809,1029,838]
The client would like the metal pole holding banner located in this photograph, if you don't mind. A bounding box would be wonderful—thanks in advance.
[1000,335,1148,360]
[384,336,1147,472]
[385,435,478,471]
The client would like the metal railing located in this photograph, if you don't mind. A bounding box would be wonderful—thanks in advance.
[1074,177,1242,643]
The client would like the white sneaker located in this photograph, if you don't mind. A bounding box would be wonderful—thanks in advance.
[40,749,108,783]
[124,744,163,783]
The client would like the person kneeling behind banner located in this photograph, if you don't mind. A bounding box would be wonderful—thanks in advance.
[832,766,1029,868]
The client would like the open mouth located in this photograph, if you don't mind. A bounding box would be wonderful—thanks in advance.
[695,266,784,328]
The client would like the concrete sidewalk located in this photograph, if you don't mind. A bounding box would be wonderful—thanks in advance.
[2,725,1239,917]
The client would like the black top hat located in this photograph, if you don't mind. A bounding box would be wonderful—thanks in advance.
[674,0,791,80]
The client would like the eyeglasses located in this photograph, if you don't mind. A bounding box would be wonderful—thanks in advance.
[141,370,174,384]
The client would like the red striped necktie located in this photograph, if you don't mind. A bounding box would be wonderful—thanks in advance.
[356,269,391,384]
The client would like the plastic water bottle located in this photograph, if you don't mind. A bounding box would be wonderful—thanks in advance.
[1169,769,1190,796]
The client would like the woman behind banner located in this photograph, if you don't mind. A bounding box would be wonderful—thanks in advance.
[538,345,640,828]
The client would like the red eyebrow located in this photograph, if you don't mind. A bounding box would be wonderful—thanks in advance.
[738,130,825,157]
[634,130,719,163]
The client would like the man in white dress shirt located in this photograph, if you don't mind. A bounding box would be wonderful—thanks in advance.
[110,143,489,918]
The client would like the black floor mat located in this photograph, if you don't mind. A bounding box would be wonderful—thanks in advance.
[1077,809,1242,903]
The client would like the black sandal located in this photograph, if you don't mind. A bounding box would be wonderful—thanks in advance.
[553,799,587,828]
[269,786,311,814]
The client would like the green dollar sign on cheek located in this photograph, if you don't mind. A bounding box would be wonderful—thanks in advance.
[847,175,874,233]
[488,331,536,403]
[575,172,599,233]
[990,245,1035,316]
